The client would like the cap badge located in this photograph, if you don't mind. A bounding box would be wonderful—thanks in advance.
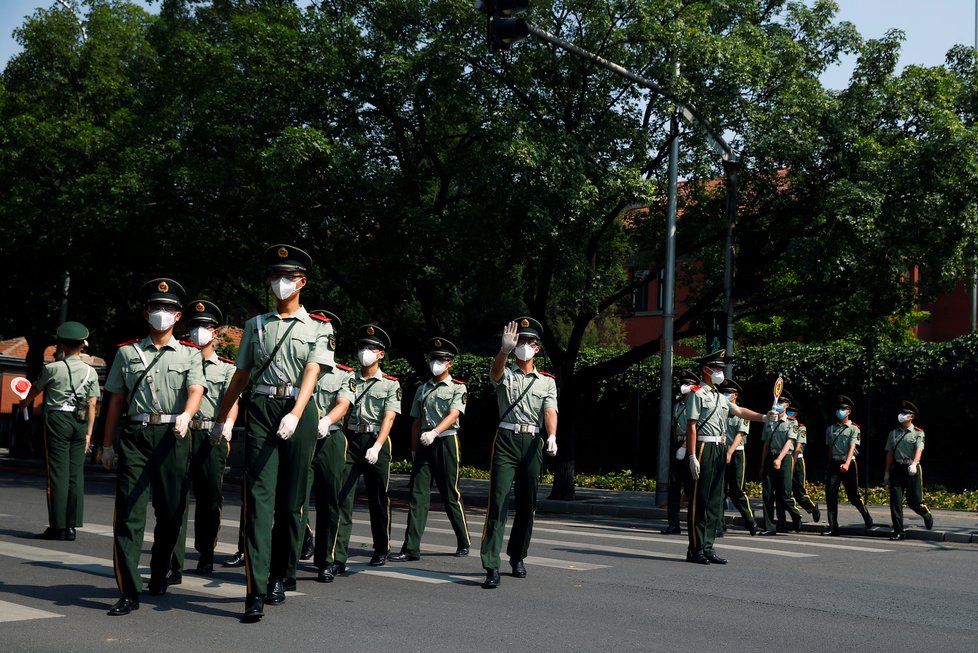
[277,247,289,258]
[433,339,442,348]
[158,281,169,293]
[366,326,375,336]
[520,319,529,328]
[195,303,205,313]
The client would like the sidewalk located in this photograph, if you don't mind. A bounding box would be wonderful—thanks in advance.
[4,454,976,544]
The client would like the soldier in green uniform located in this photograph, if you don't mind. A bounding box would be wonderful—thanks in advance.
[334,324,401,571]
[481,318,558,588]
[99,279,205,616]
[303,310,353,583]
[389,337,471,562]
[211,245,335,622]
[20,321,100,541]
[823,395,874,536]
[883,400,933,540]
[720,379,758,535]
[686,350,770,565]
[786,403,820,525]
[170,300,239,580]
[758,388,803,534]
[661,370,697,535]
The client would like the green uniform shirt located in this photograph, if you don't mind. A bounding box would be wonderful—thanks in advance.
[410,376,467,430]
[314,364,355,415]
[348,369,401,425]
[684,385,730,439]
[825,421,861,459]
[672,400,689,443]
[34,354,100,411]
[105,336,205,414]
[790,417,808,453]
[761,416,797,453]
[197,353,236,420]
[236,306,335,383]
[884,425,925,461]
[725,412,750,448]
[492,365,558,427]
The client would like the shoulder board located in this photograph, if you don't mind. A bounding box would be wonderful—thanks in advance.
[539,371,556,379]
[336,363,354,372]
[798,422,806,428]
[690,384,702,392]
[452,378,466,385]
[116,339,139,348]
[850,422,860,428]
[218,356,235,364]
[309,313,331,323]
[914,426,924,433]
[383,374,399,381]
[179,340,201,349]
[787,415,797,421]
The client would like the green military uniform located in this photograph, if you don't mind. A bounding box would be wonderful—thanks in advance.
[885,400,932,537]
[663,395,692,533]
[336,324,401,566]
[721,380,756,534]
[308,356,354,575]
[824,395,873,534]
[35,322,100,537]
[105,279,205,600]
[396,337,470,559]
[685,373,730,559]
[172,300,236,576]
[788,414,819,520]
[237,303,334,597]
[760,412,801,532]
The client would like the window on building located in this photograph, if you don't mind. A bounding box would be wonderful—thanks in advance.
[631,270,650,313]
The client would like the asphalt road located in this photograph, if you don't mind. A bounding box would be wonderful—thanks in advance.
[2,470,977,653]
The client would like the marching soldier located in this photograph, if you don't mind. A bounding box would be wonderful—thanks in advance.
[481,318,557,588]
[305,310,353,583]
[786,403,820,525]
[20,321,100,541]
[686,350,770,565]
[758,388,802,535]
[884,400,933,540]
[823,395,874,536]
[211,245,335,622]
[720,379,758,535]
[170,300,239,580]
[661,370,698,535]
[334,324,401,571]
[100,279,205,616]
[388,337,470,562]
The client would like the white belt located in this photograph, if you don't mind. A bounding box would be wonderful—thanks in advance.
[255,383,299,398]
[348,423,380,434]
[190,419,214,430]
[795,453,803,459]
[425,425,458,437]
[696,436,723,443]
[735,445,745,451]
[53,405,78,412]
[329,424,342,433]
[130,413,179,425]
[500,422,539,434]
[896,459,912,465]
[832,456,848,462]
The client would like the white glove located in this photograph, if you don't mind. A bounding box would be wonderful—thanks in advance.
[688,455,701,480]
[318,416,332,439]
[419,430,439,446]
[209,421,233,446]
[174,412,192,438]
[883,472,891,484]
[764,411,779,423]
[365,443,382,465]
[545,435,557,456]
[675,446,686,461]
[277,413,299,440]
[101,446,116,471]
[500,321,518,354]
[908,462,918,476]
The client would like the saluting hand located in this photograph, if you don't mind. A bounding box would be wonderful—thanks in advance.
[501,321,518,354]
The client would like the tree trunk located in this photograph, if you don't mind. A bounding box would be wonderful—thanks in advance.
[548,458,576,500]
[547,373,580,500]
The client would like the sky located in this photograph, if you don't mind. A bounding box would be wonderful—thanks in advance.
[0,0,975,89]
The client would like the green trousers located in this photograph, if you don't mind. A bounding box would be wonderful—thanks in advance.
[825,460,869,530]
[791,456,817,513]
[399,434,470,557]
[335,430,392,564]
[171,429,229,571]
[480,429,543,571]
[665,444,689,530]
[112,423,189,598]
[724,448,755,528]
[687,441,726,557]
[42,411,87,529]
[242,396,316,597]
[761,454,800,531]
[305,430,347,572]
[889,463,931,533]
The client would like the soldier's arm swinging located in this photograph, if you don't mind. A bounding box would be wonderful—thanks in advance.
[86,396,97,450]
[183,384,205,419]
[841,441,857,472]
[376,410,397,448]
[291,362,321,420]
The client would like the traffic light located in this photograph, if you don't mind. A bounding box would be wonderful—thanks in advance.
[475,1,530,51]
[704,310,726,355]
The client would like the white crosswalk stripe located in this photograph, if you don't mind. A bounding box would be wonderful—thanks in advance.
[0,598,63,623]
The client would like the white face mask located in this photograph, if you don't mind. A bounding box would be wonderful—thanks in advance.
[710,370,725,385]
[358,348,378,367]
[897,412,911,424]
[429,360,448,377]
[148,309,177,332]
[515,343,536,361]
[680,384,692,395]
[271,277,299,301]
[190,326,214,347]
